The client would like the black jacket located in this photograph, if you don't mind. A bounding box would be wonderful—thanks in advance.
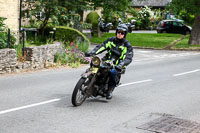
[92,37,134,67]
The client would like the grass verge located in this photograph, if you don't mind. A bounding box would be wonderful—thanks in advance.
[90,33,183,49]
[173,35,200,50]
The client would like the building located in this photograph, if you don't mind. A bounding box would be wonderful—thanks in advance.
[132,0,172,9]
[0,0,20,33]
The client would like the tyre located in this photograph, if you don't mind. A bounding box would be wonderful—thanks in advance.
[71,77,90,106]
[185,31,190,35]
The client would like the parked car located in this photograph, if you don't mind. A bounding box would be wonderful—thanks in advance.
[157,20,192,35]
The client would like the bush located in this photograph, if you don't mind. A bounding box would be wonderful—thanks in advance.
[86,11,100,29]
[54,41,91,68]
[0,31,8,48]
[135,20,142,30]
[178,10,194,26]
[138,6,153,29]
[0,17,16,49]
[55,26,90,52]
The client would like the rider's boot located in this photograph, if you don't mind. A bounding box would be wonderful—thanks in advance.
[106,87,114,100]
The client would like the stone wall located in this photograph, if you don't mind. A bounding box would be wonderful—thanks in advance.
[23,43,62,69]
[0,49,17,74]
[0,43,62,74]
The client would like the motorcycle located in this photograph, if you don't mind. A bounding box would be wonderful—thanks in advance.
[118,18,136,33]
[71,56,123,106]
[98,18,113,32]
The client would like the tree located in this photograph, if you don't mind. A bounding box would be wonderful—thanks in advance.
[169,0,200,45]
[89,0,133,23]
[23,0,67,36]
[23,0,91,35]
[58,0,91,25]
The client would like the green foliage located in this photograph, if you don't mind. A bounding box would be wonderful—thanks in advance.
[86,11,100,29]
[0,31,9,49]
[13,43,23,60]
[23,0,67,35]
[177,10,195,25]
[91,0,133,10]
[135,20,142,30]
[168,0,200,15]
[167,0,198,25]
[75,41,89,53]
[168,0,200,45]
[89,0,133,24]
[81,22,92,30]
[23,0,92,33]
[0,17,6,31]
[57,0,91,26]
[138,6,153,30]
[0,17,16,49]
[54,41,91,68]
[55,26,90,50]
[24,34,54,47]
[54,52,68,65]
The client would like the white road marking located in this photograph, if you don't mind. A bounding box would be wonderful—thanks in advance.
[0,79,154,115]
[134,52,200,62]
[137,50,152,53]
[119,79,153,87]
[173,69,200,77]
[0,98,61,115]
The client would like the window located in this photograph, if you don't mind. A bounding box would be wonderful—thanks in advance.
[173,21,177,26]
[177,22,183,27]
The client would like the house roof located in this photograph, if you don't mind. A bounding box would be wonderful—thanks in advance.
[132,0,172,7]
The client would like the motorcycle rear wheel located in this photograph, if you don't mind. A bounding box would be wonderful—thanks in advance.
[71,77,89,106]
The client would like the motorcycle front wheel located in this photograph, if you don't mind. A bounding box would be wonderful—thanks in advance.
[71,77,90,106]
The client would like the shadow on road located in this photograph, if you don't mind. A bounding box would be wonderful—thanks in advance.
[86,97,109,104]
[53,95,110,108]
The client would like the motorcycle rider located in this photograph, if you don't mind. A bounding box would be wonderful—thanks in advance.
[85,24,134,99]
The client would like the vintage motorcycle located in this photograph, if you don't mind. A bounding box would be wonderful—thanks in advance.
[118,18,136,33]
[71,56,123,106]
[98,18,113,32]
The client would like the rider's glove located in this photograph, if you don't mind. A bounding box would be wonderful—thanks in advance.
[85,51,95,57]
[115,63,123,71]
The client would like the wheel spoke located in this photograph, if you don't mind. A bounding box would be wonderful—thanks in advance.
[76,84,87,104]
[72,77,91,106]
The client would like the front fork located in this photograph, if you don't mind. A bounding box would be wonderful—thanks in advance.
[86,74,97,96]
[81,69,98,97]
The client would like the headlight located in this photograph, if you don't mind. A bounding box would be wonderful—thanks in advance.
[92,56,101,67]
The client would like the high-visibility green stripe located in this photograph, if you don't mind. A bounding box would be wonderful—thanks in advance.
[115,60,119,65]
[96,47,106,54]
[106,41,116,49]
[122,47,127,55]
[114,47,127,65]
[120,47,127,59]
[119,46,125,50]
[123,55,126,60]
[110,42,116,47]
[106,42,111,48]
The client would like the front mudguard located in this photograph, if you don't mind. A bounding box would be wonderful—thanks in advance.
[81,70,97,96]
[81,71,93,79]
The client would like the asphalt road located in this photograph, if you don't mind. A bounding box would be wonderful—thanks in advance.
[0,49,200,133]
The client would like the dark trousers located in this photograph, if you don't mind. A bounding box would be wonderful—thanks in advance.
[108,68,119,89]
